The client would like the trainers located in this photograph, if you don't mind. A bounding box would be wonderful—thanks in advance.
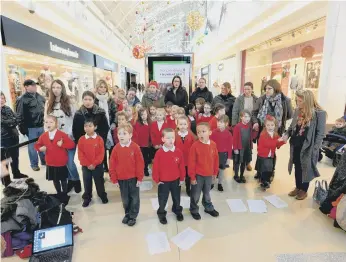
[288,188,300,197]
[176,213,184,222]
[32,167,40,171]
[127,218,136,226]
[246,163,252,171]
[240,176,246,183]
[234,175,241,183]
[217,184,224,192]
[205,209,219,217]
[159,217,167,224]
[82,199,90,208]
[122,215,129,224]
[296,190,308,200]
[191,213,201,220]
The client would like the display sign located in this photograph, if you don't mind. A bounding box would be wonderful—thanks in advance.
[153,61,190,89]
[1,16,94,66]
[95,55,118,72]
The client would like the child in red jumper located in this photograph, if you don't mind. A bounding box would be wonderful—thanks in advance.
[35,115,75,195]
[189,122,219,220]
[257,115,286,190]
[233,110,258,184]
[209,103,226,131]
[198,102,213,124]
[153,128,185,224]
[78,119,108,207]
[134,108,151,177]
[113,111,128,145]
[185,103,197,135]
[165,102,175,128]
[210,115,233,192]
[150,108,168,153]
[109,123,144,227]
[175,116,196,196]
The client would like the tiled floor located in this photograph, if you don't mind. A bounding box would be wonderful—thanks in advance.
[4,145,346,262]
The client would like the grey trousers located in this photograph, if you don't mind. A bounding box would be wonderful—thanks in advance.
[119,178,140,219]
[190,175,214,214]
[157,179,182,218]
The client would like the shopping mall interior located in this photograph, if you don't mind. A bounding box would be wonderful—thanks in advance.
[1,1,346,261]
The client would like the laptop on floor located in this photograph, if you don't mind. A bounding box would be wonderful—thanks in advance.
[30,224,74,262]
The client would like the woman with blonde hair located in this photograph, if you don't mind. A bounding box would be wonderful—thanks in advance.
[283,89,326,200]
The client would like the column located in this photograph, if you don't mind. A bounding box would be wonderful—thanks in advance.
[319,1,346,123]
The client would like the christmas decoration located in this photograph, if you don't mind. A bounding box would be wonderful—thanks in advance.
[187,11,204,31]
[301,45,315,58]
[132,43,152,59]
[185,32,189,36]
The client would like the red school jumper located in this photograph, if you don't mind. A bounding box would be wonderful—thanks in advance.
[109,141,144,184]
[166,116,177,129]
[152,147,185,183]
[210,129,233,158]
[175,131,196,166]
[208,116,218,131]
[150,121,168,147]
[197,114,213,124]
[257,131,285,158]
[133,122,150,147]
[188,140,219,181]
[233,122,258,151]
[34,130,75,166]
[77,135,105,167]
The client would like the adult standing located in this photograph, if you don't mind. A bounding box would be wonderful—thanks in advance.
[45,79,81,193]
[283,89,326,200]
[127,87,141,107]
[212,82,236,124]
[1,92,27,186]
[189,77,213,104]
[164,75,188,107]
[141,81,165,108]
[95,80,117,172]
[16,79,46,171]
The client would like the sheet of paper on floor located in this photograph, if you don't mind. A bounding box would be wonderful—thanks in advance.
[226,199,248,213]
[264,195,288,209]
[180,196,190,209]
[247,200,267,213]
[171,227,203,251]
[146,232,171,255]
[140,181,153,191]
[150,198,168,211]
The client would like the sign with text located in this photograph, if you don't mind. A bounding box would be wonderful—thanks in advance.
[95,55,118,72]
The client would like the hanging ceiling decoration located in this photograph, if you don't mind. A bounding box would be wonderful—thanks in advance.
[132,43,152,59]
[186,11,205,31]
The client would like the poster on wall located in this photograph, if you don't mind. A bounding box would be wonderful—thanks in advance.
[305,61,321,89]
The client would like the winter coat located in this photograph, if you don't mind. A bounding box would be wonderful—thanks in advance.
[72,105,110,143]
[1,105,19,141]
[231,94,258,126]
[326,152,346,202]
[95,96,117,126]
[190,87,213,104]
[287,109,327,183]
[16,92,45,135]
[212,94,236,123]
[141,92,165,108]
[164,86,188,107]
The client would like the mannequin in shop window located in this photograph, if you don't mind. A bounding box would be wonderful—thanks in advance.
[45,79,81,193]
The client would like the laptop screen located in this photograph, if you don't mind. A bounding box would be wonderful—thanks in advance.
[33,224,73,254]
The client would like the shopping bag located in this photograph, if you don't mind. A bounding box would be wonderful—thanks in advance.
[313,180,329,205]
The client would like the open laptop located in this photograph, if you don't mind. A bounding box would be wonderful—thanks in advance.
[30,224,74,262]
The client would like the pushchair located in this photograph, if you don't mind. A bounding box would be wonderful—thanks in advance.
[319,133,346,167]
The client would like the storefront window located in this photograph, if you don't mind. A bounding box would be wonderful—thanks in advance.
[93,67,113,89]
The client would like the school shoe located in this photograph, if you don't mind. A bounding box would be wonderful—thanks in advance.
[159,217,167,225]
[32,167,40,171]
[127,218,136,227]
[234,175,241,183]
[205,209,219,217]
[260,182,270,190]
[82,199,91,208]
[217,184,224,192]
[122,215,129,224]
[176,213,184,222]
[101,196,109,204]
[296,190,308,200]
[240,176,246,183]
[191,213,201,220]
[288,188,300,197]
[246,164,252,171]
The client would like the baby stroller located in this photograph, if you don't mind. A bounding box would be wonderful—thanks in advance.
[319,133,346,167]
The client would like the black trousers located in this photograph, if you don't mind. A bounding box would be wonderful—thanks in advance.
[233,154,246,177]
[141,147,151,175]
[185,167,191,194]
[261,172,272,184]
[157,179,182,218]
[82,164,106,201]
[53,179,68,194]
[294,158,310,192]
[119,178,140,219]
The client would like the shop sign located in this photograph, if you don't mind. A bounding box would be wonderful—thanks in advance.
[95,55,118,72]
[1,16,94,66]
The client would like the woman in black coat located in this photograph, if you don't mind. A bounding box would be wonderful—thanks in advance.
[212,82,236,124]
[189,77,213,104]
[164,75,188,107]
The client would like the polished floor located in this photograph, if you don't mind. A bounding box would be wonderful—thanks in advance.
[4,145,346,262]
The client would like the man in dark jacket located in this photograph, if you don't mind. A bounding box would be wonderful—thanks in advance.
[189,77,213,104]
[126,87,141,107]
[164,76,188,107]
[16,80,46,171]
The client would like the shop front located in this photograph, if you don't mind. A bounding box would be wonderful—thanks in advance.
[1,15,95,107]
[125,68,138,91]
[94,55,119,90]
[242,17,326,101]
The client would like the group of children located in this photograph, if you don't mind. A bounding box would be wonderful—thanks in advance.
[34,82,288,227]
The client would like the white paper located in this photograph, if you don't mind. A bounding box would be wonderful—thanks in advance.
[140,181,153,191]
[146,232,171,255]
[247,200,267,213]
[181,196,190,209]
[150,198,168,211]
[226,199,248,213]
[171,227,203,251]
[263,195,288,209]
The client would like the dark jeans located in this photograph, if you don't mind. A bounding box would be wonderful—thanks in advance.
[157,179,182,218]
[185,167,191,194]
[119,178,140,219]
[27,127,45,168]
[82,164,106,201]
[190,175,214,214]
[53,179,68,194]
[294,159,310,192]
[141,147,151,175]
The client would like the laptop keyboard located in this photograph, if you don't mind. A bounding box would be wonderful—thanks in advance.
[32,248,71,262]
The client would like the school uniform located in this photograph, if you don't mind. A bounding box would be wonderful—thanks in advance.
[197,114,213,124]
[109,141,144,219]
[188,140,219,214]
[134,121,151,176]
[78,134,107,201]
[208,116,218,131]
[152,145,185,219]
[150,120,168,159]
[166,116,176,129]
[187,116,197,135]
[34,130,75,194]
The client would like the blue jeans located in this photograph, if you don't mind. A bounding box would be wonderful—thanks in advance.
[28,127,45,168]
[66,147,80,181]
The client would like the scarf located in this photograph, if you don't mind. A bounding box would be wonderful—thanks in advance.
[146,90,161,101]
[257,94,283,127]
[95,93,114,148]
